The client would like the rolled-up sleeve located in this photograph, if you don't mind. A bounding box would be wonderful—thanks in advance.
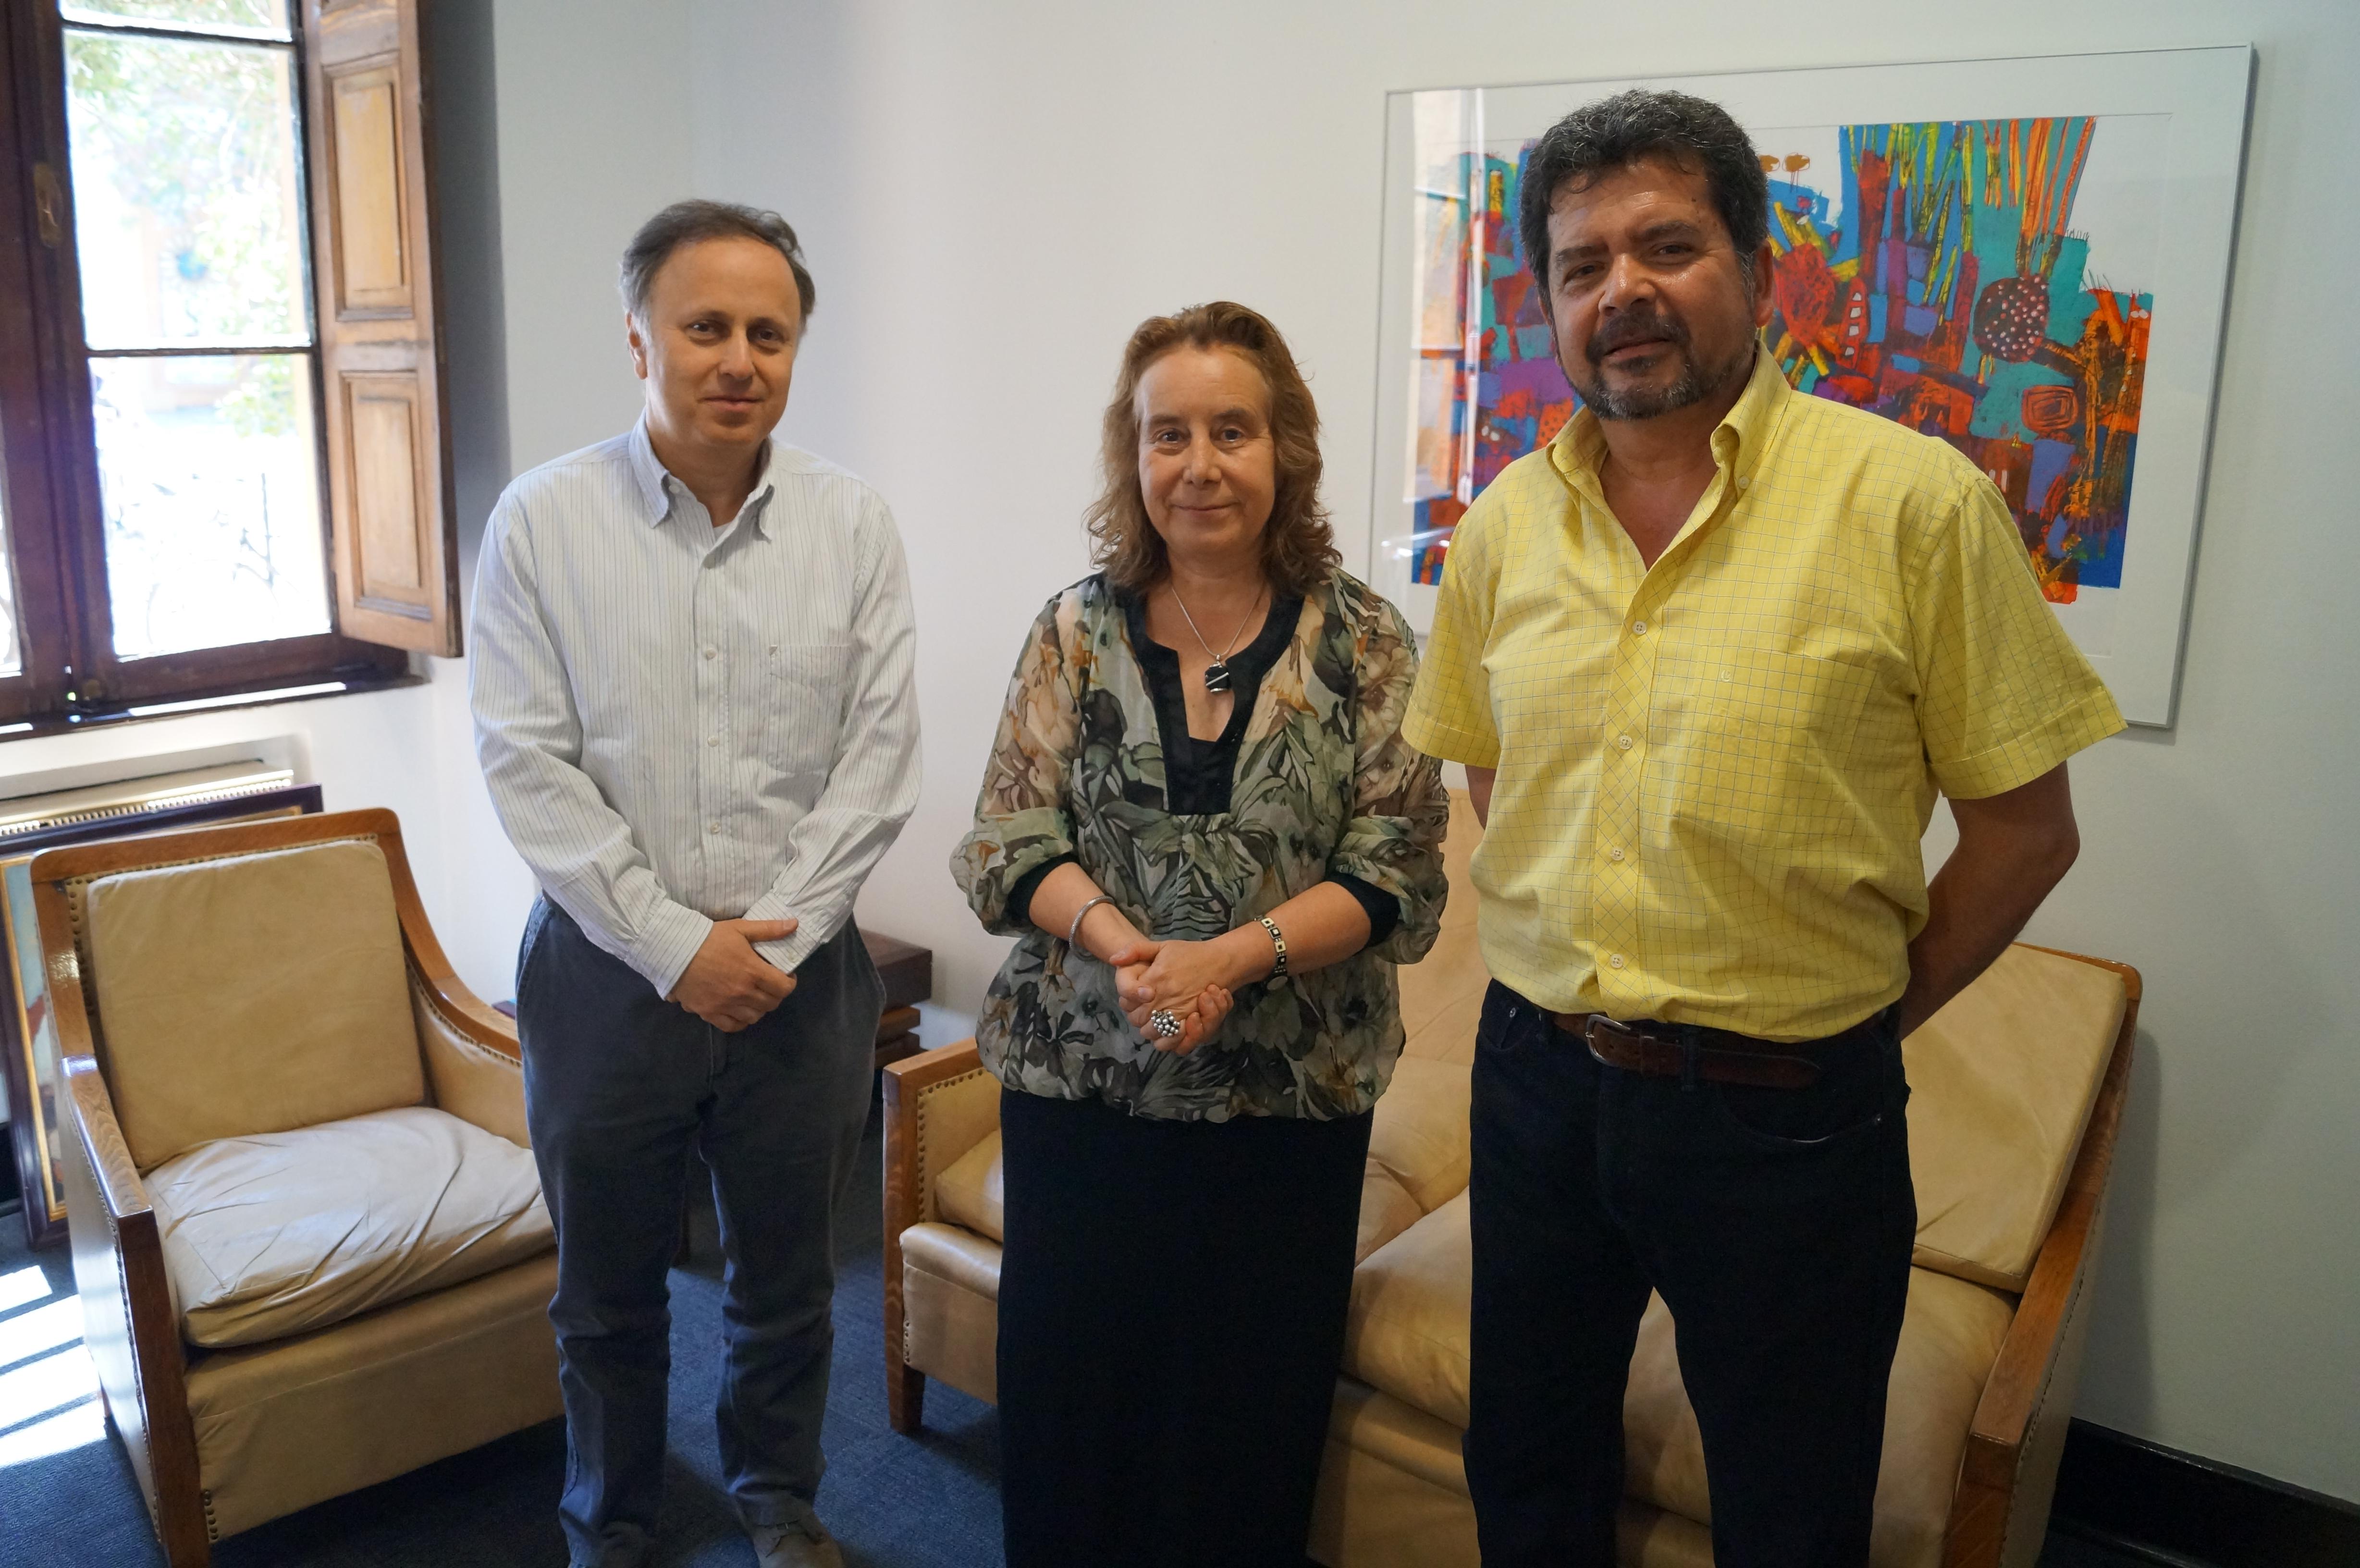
[952,593,1082,936]
[1328,594,1450,966]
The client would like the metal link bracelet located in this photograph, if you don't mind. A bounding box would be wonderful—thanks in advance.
[1259,914,1289,979]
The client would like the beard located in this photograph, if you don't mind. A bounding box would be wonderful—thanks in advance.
[1567,305,1754,421]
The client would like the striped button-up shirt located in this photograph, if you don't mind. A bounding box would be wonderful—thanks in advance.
[470,420,921,997]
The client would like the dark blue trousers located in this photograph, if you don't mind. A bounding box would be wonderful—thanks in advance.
[1463,982,1916,1568]
[516,899,883,1568]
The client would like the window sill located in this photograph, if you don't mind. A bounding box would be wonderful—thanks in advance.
[0,668,430,743]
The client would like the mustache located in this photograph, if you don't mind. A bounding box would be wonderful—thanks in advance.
[1586,309,1691,365]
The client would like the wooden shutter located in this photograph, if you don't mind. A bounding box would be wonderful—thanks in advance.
[302,0,460,655]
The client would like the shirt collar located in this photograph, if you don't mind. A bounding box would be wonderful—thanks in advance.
[1549,339,1792,500]
[626,417,780,539]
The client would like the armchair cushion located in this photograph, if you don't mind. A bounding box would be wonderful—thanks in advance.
[85,839,426,1170]
[149,1104,552,1348]
[1904,944,2126,1290]
[1358,1058,1471,1262]
[936,1130,1005,1242]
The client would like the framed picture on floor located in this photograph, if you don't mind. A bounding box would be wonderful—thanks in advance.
[1368,46,2253,727]
[2,773,322,1248]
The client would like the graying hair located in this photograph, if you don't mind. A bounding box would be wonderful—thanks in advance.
[1517,90,1768,299]
[618,199,816,321]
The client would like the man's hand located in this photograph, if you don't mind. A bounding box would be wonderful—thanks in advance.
[669,917,799,1032]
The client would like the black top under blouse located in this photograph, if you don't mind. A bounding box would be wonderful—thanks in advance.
[1005,589,1400,946]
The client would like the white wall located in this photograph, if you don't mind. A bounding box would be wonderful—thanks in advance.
[690,0,2360,1500]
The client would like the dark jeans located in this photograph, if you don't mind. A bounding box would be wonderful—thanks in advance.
[996,1088,1374,1568]
[516,899,883,1568]
[1463,983,1916,1568]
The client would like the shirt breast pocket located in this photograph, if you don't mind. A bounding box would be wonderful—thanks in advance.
[761,643,854,780]
[1686,643,1878,845]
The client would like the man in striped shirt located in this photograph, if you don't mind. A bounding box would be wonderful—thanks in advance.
[470,201,919,1568]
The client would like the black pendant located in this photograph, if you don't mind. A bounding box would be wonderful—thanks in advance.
[1203,660,1234,694]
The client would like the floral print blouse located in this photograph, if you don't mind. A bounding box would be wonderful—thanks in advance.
[951,569,1449,1122]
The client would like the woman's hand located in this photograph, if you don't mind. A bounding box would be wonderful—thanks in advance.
[1107,939,1240,1055]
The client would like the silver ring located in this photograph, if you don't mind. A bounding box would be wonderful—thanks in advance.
[1149,1008,1182,1039]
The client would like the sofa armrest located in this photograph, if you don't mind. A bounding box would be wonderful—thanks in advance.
[880,1041,996,1432]
[1944,954,2141,1568]
[60,1055,209,1565]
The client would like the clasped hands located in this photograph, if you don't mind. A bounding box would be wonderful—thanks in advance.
[668,916,798,1031]
[1105,937,1239,1056]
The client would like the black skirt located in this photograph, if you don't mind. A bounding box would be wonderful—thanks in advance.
[995,1087,1376,1568]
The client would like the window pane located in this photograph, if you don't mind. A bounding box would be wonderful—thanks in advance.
[90,354,330,661]
[66,30,307,351]
[57,2,290,42]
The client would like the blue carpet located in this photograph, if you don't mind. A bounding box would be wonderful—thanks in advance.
[0,1094,1006,1568]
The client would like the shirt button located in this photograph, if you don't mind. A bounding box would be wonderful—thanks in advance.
[707,735,720,747]
[703,647,717,660]
[1608,953,1627,969]
[1630,620,1647,636]
[1616,734,1634,751]
[1608,846,1625,862]
[707,822,721,835]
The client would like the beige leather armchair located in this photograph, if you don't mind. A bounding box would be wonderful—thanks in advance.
[31,808,563,1567]
[881,794,2141,1568]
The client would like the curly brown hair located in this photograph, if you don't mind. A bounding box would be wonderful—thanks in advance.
[1084,301,1339,596]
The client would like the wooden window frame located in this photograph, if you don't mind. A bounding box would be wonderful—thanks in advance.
[0,0,457,735]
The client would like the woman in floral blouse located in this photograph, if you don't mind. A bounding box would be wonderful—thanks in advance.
[952,300,1448,1568]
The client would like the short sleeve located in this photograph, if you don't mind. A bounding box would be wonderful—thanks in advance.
[951,594,1083,934]
[1401,499,1503,768]
[1908,470,2126,799]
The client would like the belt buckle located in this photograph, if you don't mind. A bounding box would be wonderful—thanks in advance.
[1582,1014,1640,1048]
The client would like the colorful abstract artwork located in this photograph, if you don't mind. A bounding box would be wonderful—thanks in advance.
[1375,53,2251,724]
[1405,119,2153,604]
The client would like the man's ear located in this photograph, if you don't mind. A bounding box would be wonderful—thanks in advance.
[1750,242,1776,330]
[625,311,650,380]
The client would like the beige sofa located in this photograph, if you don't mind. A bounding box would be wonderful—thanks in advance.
[883,793,2139,1567]
[33,809,564,1567]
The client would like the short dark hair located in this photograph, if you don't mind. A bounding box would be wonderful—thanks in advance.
[618,199,816,321]
[1517,89,1767,300]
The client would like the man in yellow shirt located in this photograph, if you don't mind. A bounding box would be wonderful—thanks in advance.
[1401,90,2122,1567]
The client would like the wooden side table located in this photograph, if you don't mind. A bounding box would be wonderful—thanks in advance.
[863,930,932,1069]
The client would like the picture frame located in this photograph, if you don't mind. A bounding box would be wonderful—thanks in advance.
[1368,47,2254,727]
[2,783,322,1248]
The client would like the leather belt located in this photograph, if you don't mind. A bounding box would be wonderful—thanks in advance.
[1548,1012,1839,1090]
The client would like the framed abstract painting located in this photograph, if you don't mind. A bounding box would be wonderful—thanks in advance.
[1368,47,2252,726]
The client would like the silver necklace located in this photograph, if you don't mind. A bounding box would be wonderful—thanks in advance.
[1169,584,1265,695]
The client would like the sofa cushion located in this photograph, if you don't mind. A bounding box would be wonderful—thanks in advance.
[1359,1058,1472,1260]
[1345,1189,1472,1428]
[86,839,426,1171]
[1622,1269,2016,1568]
[936,1129,1005,1242]
[1905,944,2125,1290]
[149,1105,552,1348]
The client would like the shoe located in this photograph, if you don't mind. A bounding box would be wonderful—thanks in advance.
[748,1517,845,1568]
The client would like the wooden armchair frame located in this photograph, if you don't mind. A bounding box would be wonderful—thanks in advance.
[878,948,2144,1568]
[31,808,522,1568]
[1942,948,2141,1568]
[880,1038,994,1433]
